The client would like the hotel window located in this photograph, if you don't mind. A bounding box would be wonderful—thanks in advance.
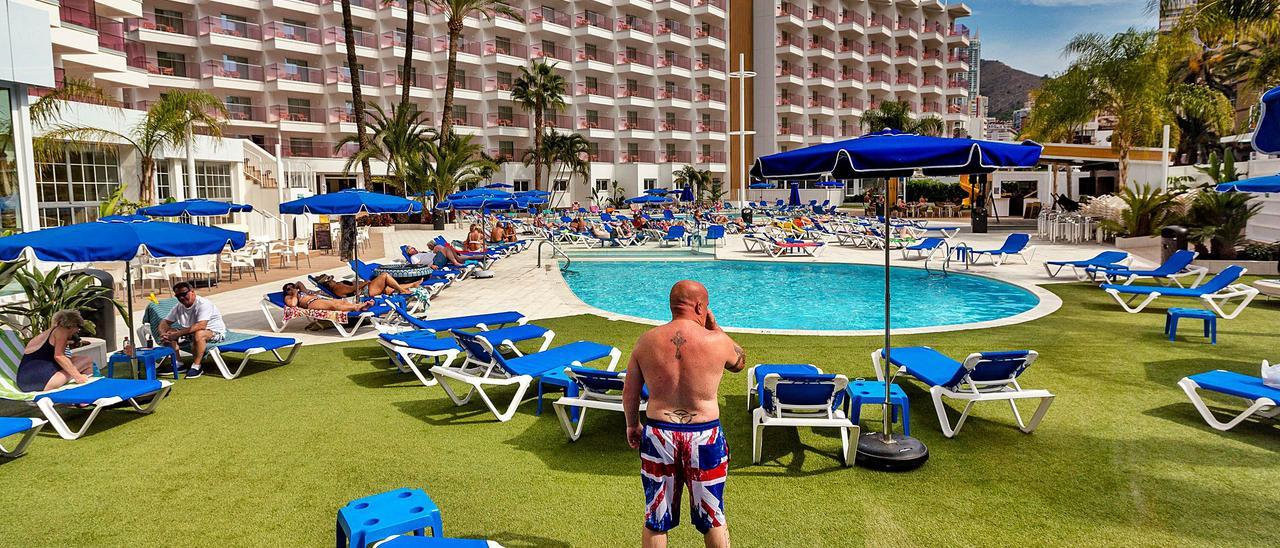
[625,78,638,92]
[225,96,253,120]
[701,83,711,95]
[700,53,711,66]
[585,76,598,92]
[194,162,233,201]
[540,40,556,56]
[222,54,249,77]
[626,111,639,124]
[497,105,514,121]
[155,51,188,77]
[219,14,249,37]
[154,161,172,202]
[36,146,121,227]
[281,18,309,41]
[701,22,711,35]
[495,36,511,55]
[397,65,417,85]
[594,179,610,193]
[452,104,468,123]
[665,143,676,157]
[453,68,466,82]
[285,58,310,82]
[643,178,657,190]
[625,14,642,27]
[288,137,315,157]
[287,98,312,121]
[586,110,599,125]
[701,144,712,157]
[496,71,513,89]
[665,112,677,124]
[553,180,568,192]
[584,43,598,60]
[627,143,640,157]
[513,180,530,192]
[153,8,186,34]
[701,113,711,125]
[498,141,515,160]
[664,81,676,93]
[587,141,599,159]
[664,50,676,64]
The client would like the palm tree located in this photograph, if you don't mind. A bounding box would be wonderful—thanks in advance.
[340,103,434,195]
[859,100,944,136]
[39,91,224,205]
[433,0,522,137]
[338,0,374,260]
[1166,83,1234,164]
[384,0,422,109]
[413,132,495,229]
[553,132,589,199]
[1154,1,1279,105]
[1024,29,1170,188]
[510,60,567,190]
[156,90,227,200]
[673,165,712,203]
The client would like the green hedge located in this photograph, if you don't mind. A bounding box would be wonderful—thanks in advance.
[905,179,967,203]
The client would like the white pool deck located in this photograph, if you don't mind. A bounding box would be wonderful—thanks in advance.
[193,223,1136,343]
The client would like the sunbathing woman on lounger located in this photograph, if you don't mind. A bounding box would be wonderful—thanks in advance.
[312,273,420,298]
[282,282,372,312]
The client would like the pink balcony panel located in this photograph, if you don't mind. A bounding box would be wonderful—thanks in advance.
[869,44,892,56]
[450,112,483,128]
[808,124,834,137]
[382,71,431,89]
[326,67,378,85]
[657,20,691,38]
[809,7,836,23]
[840,98,864,109]
[808,37,835,51]
[224,105,267,122]
[383,31,431,51]
[97,18,127,51]
[615,17,653,34]
[487,113,529,127]
[617,86,655,99]
[489,148,530,163]
[575,81,616,96]
[693,0,724,9]
[657,87,691,101]
[659,119,691,132]
[434,74,483,91]
[618,51,655,67]
[696,57,725,71]
[138,57,197,78]
[807,67,834,80]
[432,37,482,55]
[775,2,803,18]
[126,14,195,36]
[267,22,321,44]
[271,105,324,123]
[619,117,655,131]
[840,70,864,82]
[698,151,726,163]
[527,7,571,27]
[203,60,265,81]
[586,149,615,163]
[840,11,865,25]
[695,26,725,40]
[662,150,691,163]
[486,41,530,58]
[575,47,614,63]
[323,26,376,48]
[200,17,262,40]
[578,116,614,130]
[484,76,514,92]
[546,114,573,130]
[696,120,726,133]
[575,11,613,30]
[658,53,691,70]
[59,0,97,29]
[531,43,571,61]
[696,89,725,102]
[895,74,918,85]
[620,150,656,163]
[839,41,865,54]
[268,63,323,83]
[807,96,835,109]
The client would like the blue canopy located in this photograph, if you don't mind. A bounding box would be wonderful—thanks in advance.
[788,183,801,206]
[1254,86,1279,155]
[679,186,695,202]
[749,182,774,189]
[1216,174,1280,194]
[0,215,247,263]
[816,181,845,188]
[750,130,1044,179]
[644,188,669,195]
[437,197,526,210]
[280,189,422,215]
[447,188,513,200]
[484,182,514,189]
[626,195,674,204]
[136,198,253,217]
[516,189,551,197]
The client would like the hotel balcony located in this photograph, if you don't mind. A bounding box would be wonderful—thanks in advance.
[775,96,804,115]
[526,7,572,37]
[693,24,726,49]
[808,124,835,143]
[945,53,970,71]
[691,0,726,18]
[617,50,655,76]
[387,0,428,20]
[482,40,530,68]
[531,42,572,63]
[434,74,484,101]
[574,82,617,106]
[655,20,692,47]
[695,120,727,140]
[697,151,726,164]
[481,76,512,101]
[806,6,837,31]
[839,69,865,85]
[486,113,529,137]
[545,114,574,132]
[264,0,325,14]
[278,139,359,159]
[947,78,970,95]
[488,148,531,164]
[125,14,197,48]
[574,11,615,40]
[775,35,804,59]
[837,11,865,32]
[656,53,692,78]
[657,86,692,108]
[657,118,691,139]
[492,10,525,33]
[807,36,835,56]
[694,56,725,78]
[866,14,893,37]
[893,74,918,93]
[922,20,946,43]
[840,98,865,114]
[579,116,616,139]
[448,112,484,136]
[322,27,378,59]
[895,46,919,68]
[617,85,656,107]
[198,17,262,52]
[573,47,615,73]
[270,105,326,132]
[585,149,615,163]
[266,63,325,93]
[866,71,891,92]
[320,0,377,21]
[807,96,835,115]
[806,66,836,88]
[134,57,197,80]
[777,125,804,144]
[325,66,380,94]
[430,37,482,64]
[866,44,892,66]
[775,65,803,87]
[694,88,726,107]
[894,18,921,40]
[656,0,692,16]
[921,76,945,95]
[202,60,265,91]
[775,2,804,27]
[265,22,323,56]
[615,17,654,43]
[837,41,865,61]
[922,49,945,69]
[661,150,691,164]
[383,30,431,56]
[223,104,269,124]
[946,24,971,45]
[922,102,944,116]
[330,107,391,132]
[620,150,657,164]
[383,71,433,99]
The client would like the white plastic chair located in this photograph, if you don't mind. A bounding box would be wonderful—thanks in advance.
[223,250,257,281]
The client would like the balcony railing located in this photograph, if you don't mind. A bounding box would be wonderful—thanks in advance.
[267,22,321,44]
[617,51,654,67]
[776,96,793,106]
[546,114,573,130]
[329,108,383,124]
[868,14,892,29]
[271,105,324,123]
[696,120,725,133]
[98,18,127,51]
[200,17,262,40]
[807,37,835,51]
[280,140,358,158]
[809,6,836,23]
[922,103,942,113]
[382,71,432,89]
[203,60,264,81]
[320,0,376,9]
[575,82,615,96]
[434,74,483,91]
[923,50,942,61]
[126,14,195,36]
[897,19,921,32]
[923,21,944,34]
[531,43,571,61]
[620,150,656,163]
[868,44,891,56]
[698,151,726,163]
[776,65,793,77]
[585,149,615,163]
[657,53,691,70]
[326,67,378,85]
[840,69,864,82]
[839,41,865,54]
[59,0,97,29]
[949,78,969,88]
[922,76,943,87]
[267,63,323,83]
[383,31,431,51]
[776,2,803,19]
[487,113,529,127]
[485,40,529,58]
[777,124,797,135]
[657,87,691,101]
[433,37,481,55]
[661,150,691,163]
[808,124,834,137]
[489,148,530,163]
[224,105,267,122]
[657,0,691,8]
[527,7,571,27]
[807,96,835,109]
[776,35,793,47]
[656,20,691,38]
[868,72,889,83]
[615,17,653,34]
[618,85,655,99]
[696,89,725,102]
[696,57,725,71]
[484,76,514,92]
[576,11,613,30]
[575,47,613,62]
[840,98,864,109]
[895,46,917,58]
[807,67,834,80]
[840,11,865,25]
[619,117,655,131]
[695,25,724,40]
[137,57,197,78]
[578,116,614,130]
[692,0,724,9]
[659,119,691,132]
[948,24,970,37]
[389,0,428,13]
[895,74,918,85]
[450,112,483,128]
[948,53,970,63]
[324,26,376,48]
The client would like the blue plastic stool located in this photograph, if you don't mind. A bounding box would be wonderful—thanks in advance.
[337,488,443,548]
[106,347,177,380]
[1165,307,1217,344]
[536,369,580,419]
[845,380,911,435]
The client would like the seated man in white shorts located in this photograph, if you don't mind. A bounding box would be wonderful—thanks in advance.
[158,282,227,378]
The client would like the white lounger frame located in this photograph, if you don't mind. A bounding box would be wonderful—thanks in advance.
[434,337,621,422]
[1043,256,1134,281]
[0,418,45,457]
[751,373,857,466]
[33,380,174,440]
[1108,265,1209,288]
[378,328,554,387]
[552,368,645,441]
[1178,368,1279,432]
[971,245,1038,267]
[259,299,379,338]
[1104,283,1260,319]
[139,322,301,380]
[872,349,1054,438]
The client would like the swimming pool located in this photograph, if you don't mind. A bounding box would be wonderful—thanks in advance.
[562,260,1040,332]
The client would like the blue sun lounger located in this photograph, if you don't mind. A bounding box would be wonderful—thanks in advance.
[259,291,395,337]
[1043,250,1130,280]
[0,330,172,440]
[747,364,856,465]
[1088,249,1207,287]
[902,237,946,260]
[377,324,555,387]
[1178,369,1279,431]
[968,233,1036,266]
[378,301,527,335]
[552,367,647,441]
[872,346,1054,438]
[659,225,687,247]
[437,330,621,422]
[1101,265,1259,318]
[0,417,45,457]
[143,299,302,379]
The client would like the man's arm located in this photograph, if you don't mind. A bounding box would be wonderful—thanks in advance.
[723,333,746,373]
[621,350,645,449]
[175,320,209,336]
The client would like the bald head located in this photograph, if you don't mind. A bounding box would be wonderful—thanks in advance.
[669,280,709,319]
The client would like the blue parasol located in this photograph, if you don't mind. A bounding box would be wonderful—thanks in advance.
[644,188,669,195]
[1216,173,1280,193]
[787,183,801,206]
[679,186,695,202]
[751,129,1044,180]
[137,198,253,218]
[625,195,674,205]
[484,182,514,189]
[279,189,422,215]
[1254,86,1279,155]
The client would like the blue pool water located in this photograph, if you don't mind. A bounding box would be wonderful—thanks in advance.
[563,260,1039,331]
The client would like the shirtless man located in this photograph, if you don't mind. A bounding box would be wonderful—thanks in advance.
[623,280,746,548]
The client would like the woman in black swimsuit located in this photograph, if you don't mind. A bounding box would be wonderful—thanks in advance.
[16,309,93,392]
[282,282,372,312]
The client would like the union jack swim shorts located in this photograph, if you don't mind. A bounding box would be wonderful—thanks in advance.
[640,419,729,534]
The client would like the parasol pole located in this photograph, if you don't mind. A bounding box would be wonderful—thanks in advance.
[882,179,893,441]
[125,258,138,376]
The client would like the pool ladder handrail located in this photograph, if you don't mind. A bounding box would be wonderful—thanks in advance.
[924,239,972,275]
[538,238,571,271]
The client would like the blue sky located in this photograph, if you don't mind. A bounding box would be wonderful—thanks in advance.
[962,0,1157,76]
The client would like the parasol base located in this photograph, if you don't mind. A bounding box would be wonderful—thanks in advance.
[855,431,929,472]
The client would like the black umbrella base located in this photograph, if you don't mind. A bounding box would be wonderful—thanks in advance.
[855,431,929,472]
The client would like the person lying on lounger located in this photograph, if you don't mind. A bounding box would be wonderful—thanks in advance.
[282,282,372,312]
[312,273,420,298]
[465,224,486,252]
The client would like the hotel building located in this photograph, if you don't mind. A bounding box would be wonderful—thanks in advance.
[7,0,977,231]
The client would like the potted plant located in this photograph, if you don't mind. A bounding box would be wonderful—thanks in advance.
[0,265,124,342]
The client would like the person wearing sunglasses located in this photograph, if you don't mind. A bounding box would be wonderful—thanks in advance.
[158,282,226,378]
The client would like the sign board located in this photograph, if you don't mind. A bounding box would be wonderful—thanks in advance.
[312,223,333,250]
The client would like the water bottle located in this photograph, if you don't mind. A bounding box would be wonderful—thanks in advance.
[144,331,155,349]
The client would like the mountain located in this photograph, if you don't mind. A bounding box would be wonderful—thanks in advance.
[979,60,1047,120]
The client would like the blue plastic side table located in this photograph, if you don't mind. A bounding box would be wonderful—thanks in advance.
[845,380,911,435]
[337,488,443,548]
[1165,307,1217,344]
[537,369,580,419]
[106,347,177,381]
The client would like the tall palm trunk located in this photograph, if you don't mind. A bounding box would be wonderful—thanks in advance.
[532,111,544,190]
[400,1,416,109]
[340,0,372,260]
[440,21,463,137]
[139,156,155,204]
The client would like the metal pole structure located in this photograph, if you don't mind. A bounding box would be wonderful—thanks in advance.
[276,143,288,239]
[881,182,893,441]
[728,53,756,208]
[185,124,197,200]
[1161,124,1171,189]
[124,259,138,374]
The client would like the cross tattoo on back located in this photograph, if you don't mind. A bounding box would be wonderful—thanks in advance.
[671,331,687,359]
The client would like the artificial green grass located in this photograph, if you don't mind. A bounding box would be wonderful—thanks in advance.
[1,282,1278,547]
